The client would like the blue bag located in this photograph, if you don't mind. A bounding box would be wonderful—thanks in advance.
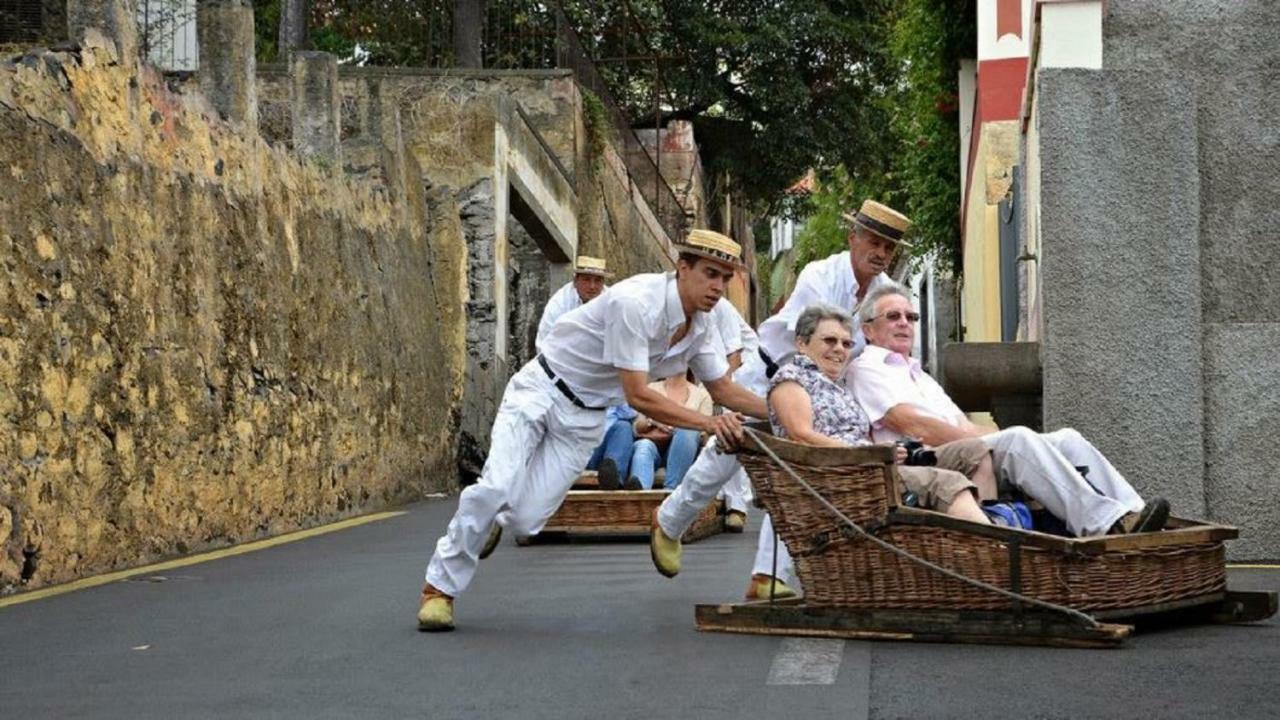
[981,501,1034,530]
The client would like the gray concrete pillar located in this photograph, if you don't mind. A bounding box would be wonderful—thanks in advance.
[1036,68,1206,516]
[278,0,308,56]
[67,0,138,68]
[290,51,340,164]
[452,0,483,68]
[197,0,258,127]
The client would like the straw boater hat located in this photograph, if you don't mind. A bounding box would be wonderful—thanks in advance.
[843,200,913,247]
[572,255,613,278]
[673,229,745,270]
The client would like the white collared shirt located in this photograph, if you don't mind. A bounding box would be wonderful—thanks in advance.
[710,298,759,357]
[756,250,890,371]
[852,344,964,443]
[541,272,730,407]
[536,281,599,351]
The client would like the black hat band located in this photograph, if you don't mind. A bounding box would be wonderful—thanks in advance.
[854,212,906,241]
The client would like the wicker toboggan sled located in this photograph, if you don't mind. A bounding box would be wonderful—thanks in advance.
[694,431,1276,648]
[518,471,725,544]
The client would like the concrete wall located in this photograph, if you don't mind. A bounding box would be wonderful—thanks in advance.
[257,67,589,478]
[1033,0,1280,557]
[1036,69,1207,518]
[1106,0,1280,558]
[578,139,678,278]
[0,35,467,589]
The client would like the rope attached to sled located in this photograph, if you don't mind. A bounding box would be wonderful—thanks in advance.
[744,427,1101,628]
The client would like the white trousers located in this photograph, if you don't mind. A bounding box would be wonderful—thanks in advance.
[425,360,606,597]
[752,513,801,591]
[658,349,800,580]
[982,426,1143,536]
[717,467,751,514]
[657,434,799,583]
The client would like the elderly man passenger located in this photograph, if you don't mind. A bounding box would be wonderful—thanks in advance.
[771,305,996,526]
[852,284,1170,537]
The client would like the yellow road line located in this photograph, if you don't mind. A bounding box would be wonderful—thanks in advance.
[1227,564,1280,570]
[0,510,408,609]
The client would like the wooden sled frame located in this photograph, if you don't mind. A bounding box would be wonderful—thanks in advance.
[694,590,1278,649]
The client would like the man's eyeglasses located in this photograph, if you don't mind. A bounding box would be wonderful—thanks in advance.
[871,310,921,324]
[818,336,855,350]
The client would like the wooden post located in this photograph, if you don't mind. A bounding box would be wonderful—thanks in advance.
[452,0,483,68]
[278,0,308,56]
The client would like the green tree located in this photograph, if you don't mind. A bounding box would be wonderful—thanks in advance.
[792,0,974,277]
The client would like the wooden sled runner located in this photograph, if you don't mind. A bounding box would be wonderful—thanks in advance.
[694,432,1276,648]
[518,471,725,544]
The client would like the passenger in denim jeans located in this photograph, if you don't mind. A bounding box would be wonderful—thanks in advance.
[586,404,638,487]
[626,372,713,490]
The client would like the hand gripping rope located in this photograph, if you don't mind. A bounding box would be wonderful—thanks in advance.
[744,427,1100,628]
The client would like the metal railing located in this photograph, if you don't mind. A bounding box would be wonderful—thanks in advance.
[138,0,199,71]
[546,4,686,243]
[0,0,43,43]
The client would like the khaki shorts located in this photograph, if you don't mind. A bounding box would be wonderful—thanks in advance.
[897,438,990,510]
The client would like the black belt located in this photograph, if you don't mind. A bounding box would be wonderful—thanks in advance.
[758,348,780,379]
[537,356,606,411]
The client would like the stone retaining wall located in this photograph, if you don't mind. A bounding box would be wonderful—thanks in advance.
[0,34,466,590]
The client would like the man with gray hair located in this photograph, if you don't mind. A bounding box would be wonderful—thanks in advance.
[852,283,1170,537]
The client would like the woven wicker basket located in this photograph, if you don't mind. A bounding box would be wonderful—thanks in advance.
[541,489,723,542]
[740,434,1232,612]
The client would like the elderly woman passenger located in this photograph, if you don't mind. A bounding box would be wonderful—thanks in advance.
[768,304,996,525]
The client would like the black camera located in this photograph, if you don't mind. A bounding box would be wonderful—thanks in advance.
[898,439,937,467]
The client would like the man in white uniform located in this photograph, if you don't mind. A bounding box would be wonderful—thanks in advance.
[708,298,758,531]
[534,255,612,351]
[650,200,912,599]
[853,283,1170,537]
[419,231,768,631]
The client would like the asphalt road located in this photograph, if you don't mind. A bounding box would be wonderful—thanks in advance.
[1,498,1277,719]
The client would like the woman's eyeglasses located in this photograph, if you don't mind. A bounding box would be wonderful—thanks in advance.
[818,336,855,350]
[872,310,921,324]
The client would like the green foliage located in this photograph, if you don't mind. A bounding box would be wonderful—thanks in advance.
[792,0,974,278]
[634,0,897,209]
[883,0,974,275]
[580,90,613,166]
[252,0,281,63]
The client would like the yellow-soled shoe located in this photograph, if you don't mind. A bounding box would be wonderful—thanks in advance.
[416,585,455,632]
[744,574,798,602]
[649,510,682,578]
[723,510,746,533]
[479,524,502,560]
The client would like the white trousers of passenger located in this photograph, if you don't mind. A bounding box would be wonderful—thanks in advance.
[982,426,1144,536]
[425,359,606,597]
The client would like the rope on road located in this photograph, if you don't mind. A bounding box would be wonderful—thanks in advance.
[744,427,1101,628]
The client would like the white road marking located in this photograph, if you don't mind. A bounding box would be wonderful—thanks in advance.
[767,638,846,685]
